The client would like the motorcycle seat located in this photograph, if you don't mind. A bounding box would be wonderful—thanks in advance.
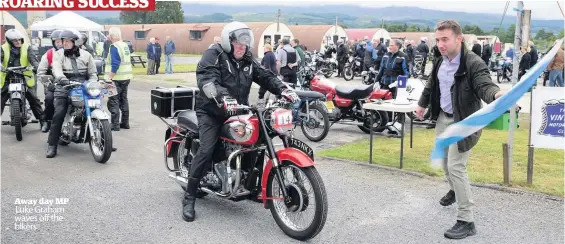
[294,90,325,99]
[335,84,373,100]
[177,110,199,133]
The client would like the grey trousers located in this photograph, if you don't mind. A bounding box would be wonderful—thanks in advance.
[147,58,155,75]
[435,111,475,222]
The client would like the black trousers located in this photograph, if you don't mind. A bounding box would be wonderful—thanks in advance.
[421,56,428,75]
[107,80,130,126]
[43,88,55,121]
[189,112,224,179]
[337,61,345,77]
[155,58,161,74]
[47,97,69,145]
[0,84,43,120]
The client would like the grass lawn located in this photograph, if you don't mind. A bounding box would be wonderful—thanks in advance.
[319,116,564,197]
[132,52,201,60]
[132,64,196,75]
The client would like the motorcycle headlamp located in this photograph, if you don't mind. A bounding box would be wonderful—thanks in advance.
[86,82,103,97]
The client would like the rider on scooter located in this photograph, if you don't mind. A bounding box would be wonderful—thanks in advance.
[37,29,64,133]
[182,21,299,222]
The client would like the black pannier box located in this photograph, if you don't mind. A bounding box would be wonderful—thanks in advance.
[151,86,199,118]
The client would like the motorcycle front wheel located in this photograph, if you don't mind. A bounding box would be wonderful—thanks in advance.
[89,119,113,163]
[10,99,23,141]
[267,164,328,241]
[300,103,330,142]
[343,66,354,81]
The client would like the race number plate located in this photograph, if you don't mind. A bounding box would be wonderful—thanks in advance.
[8,83,22,92]
[324,101,335,113]
[287,137,314,160]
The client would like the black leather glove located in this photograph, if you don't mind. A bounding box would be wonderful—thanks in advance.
[281,89,299,103]
[222,96,239,116]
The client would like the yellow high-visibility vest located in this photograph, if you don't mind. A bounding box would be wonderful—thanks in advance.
[106,41,133,80]
[1,42,35,88]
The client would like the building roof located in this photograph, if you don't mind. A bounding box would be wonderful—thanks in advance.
[288,25,337,51]
[345,28,385,41]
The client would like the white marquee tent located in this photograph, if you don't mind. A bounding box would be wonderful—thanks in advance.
[30,11,103,32]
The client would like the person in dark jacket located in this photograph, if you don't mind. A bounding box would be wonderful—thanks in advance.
[164,36,176,74]
[181,22,298,222]
[374,39,388,70]
[376,39,409,89]
[528,41,538,68]
[481,41,492,66]
[404,40,415,77]
[416,37,430,75]
[336,39,347,77]
[519,46,532,80]
[416,20,504,240]
[145,38,156,75]
[154,37,162,74]
[471,40,481,56]
[355,41,366,69]
[260,44,277,75]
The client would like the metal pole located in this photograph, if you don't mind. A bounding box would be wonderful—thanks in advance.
[506,1,524,184]
[527,86,535,184]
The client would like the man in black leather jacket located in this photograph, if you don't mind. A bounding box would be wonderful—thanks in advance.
[182,21,299,223]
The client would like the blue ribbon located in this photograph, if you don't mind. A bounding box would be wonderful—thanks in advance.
[430,39,564,167]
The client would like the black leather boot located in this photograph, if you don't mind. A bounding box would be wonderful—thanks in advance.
[41,121,51,133]
[182,177,199,222]
[439,190,456,206]
[444,220,476,239]
[46,145,57,158]
[120,123,130,129]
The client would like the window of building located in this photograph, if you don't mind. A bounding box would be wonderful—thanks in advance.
[190,30,202,40]
[134,30,146,40]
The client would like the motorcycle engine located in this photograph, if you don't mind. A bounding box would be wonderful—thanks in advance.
[204,142,247,194]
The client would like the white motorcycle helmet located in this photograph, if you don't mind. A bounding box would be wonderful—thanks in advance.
[220,21,255,54]
[5,29,25,46]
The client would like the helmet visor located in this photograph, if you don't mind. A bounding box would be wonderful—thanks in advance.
[230,28,254,48]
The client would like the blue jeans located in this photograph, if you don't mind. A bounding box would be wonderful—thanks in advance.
[165,54,173,74]
[549,69,564,87]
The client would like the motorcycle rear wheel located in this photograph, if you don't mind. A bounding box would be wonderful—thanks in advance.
[172,138,207,198]
[358,110,388,133]
[89,119,113,163]
[10,99,23,141]
[267,164,328,241]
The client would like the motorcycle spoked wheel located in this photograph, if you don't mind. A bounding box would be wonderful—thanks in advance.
[300,103,330,142]
[88,119,113,163]
[267,163,328,241]
[172,138,207,198]
[10,99,23,141]
[343,66,354,81]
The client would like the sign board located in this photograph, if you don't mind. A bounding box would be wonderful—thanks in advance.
[393,75,410,105]
[531,87,564,150]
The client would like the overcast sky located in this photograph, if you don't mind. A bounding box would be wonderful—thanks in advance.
[178,0,565,20]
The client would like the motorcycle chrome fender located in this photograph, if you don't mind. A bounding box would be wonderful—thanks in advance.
[90,109,110,120]
[9,91,22,100]
[260,147,315,208]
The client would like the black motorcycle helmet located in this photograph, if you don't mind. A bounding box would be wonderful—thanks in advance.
[59,29,81,56]
[50,30,63,49]
[5,29,25,47]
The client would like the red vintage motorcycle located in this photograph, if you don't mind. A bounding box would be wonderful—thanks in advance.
[302,65,393,133]
[153,84,328,241]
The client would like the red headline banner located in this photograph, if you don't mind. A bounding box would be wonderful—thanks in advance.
[0,0,155,10]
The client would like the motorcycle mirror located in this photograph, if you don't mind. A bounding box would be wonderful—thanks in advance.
[202,83,218,99]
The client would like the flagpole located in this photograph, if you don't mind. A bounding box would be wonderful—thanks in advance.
[505,1,524,184]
